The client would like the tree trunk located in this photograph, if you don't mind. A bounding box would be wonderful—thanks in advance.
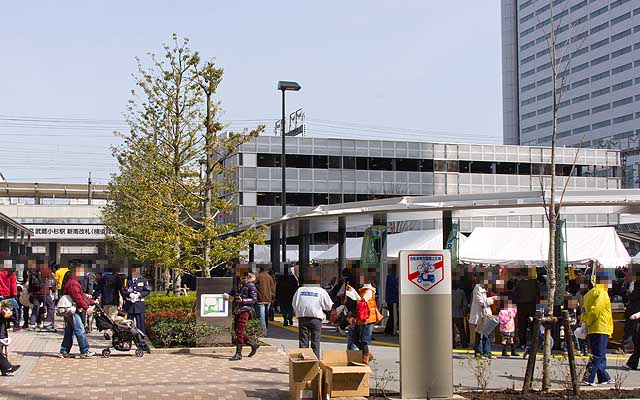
[172,268,182,296]
[202,91,213,278]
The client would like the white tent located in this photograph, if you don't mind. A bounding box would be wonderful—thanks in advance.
[459,227,630,268]
[314,230,446,262]
[631,251,640,264]
[240,245,324,264]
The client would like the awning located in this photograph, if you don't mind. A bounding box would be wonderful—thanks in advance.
[314,230,449,262]
[459,227,630,268]
[241,245,324,264]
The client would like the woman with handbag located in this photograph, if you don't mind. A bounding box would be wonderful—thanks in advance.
[347,280,383,365]
[469,279,498,358]
[57,270,96,359]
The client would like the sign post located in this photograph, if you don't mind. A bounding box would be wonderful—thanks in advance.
[399,250,452,399]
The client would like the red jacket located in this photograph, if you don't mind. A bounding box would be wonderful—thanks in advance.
[63,276,95,310]
[0,271,17,297]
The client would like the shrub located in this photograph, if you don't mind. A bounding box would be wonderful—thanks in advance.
[145,292,196,313]
[145,309,193,328]
[149,318,230,348]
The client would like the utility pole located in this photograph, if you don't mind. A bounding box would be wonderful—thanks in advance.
[88,172,92,205]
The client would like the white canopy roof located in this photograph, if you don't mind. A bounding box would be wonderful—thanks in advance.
[241,245,324,264]
[314,230,447,262]
[459,227,630,268]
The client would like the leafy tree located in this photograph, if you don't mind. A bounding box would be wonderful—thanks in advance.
[104,35,264,288]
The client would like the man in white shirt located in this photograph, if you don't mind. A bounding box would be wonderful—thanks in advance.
[292,270,333,358]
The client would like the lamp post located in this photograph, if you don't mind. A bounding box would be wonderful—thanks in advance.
[277,80,301,271]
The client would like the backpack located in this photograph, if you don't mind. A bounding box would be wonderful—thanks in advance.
[356,299,370,322]
[29,271,42,292]
[55,295,76,317]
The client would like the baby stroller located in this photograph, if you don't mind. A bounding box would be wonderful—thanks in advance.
[93,304,147,358]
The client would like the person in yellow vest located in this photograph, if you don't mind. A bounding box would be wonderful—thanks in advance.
[346,280,380,365]
[53,264,69,292]
[582,271,614,386]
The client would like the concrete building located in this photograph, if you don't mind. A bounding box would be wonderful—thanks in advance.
[501,0,640,185]
[227,136,621,242]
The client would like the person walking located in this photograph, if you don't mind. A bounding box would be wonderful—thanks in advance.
[469,277,497,358]
[0,268,20,332]
[624,271,640,370]
[452,282,469,348]
[95,268,123,340]
[255,267,275,337]
[292,272,333,358]
[27,263,55,332]
[384,265,399,336]
[513,270,540,349]
[277,267,298,326]
[121,267,150,337]
[224,272,260,361]
[347,280,380,364]
[58,270,95,358]
[582,271,614,385]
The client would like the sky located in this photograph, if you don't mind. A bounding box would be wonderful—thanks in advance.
[0,1,503,184]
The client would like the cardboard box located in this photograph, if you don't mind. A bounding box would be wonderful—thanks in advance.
[288,349,322,400]
[321,350,371,398]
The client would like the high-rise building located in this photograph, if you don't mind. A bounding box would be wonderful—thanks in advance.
[501,0,640,185]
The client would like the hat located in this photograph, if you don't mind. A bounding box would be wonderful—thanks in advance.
[243,272,256,283]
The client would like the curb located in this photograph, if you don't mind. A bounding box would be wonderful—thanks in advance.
[147,344,277,355]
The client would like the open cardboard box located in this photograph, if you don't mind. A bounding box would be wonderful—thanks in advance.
[288,349,322,400]
[321,350,371,398]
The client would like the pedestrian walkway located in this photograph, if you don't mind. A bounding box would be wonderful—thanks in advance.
[0,327,291,400]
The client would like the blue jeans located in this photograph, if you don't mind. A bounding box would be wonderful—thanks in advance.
[347,324,359,350]
[60,313,89,354]
[474,332,492,356]
[256,304,269,336]
[585,333,611,384]
[354,323,374,354]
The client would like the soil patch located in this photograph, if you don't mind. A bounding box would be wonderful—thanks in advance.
[460,388,640,399]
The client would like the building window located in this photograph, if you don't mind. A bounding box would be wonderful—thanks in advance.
[611,46,632,58]
[613,113,634,124]
[419,159,434,172]
[257,192,281,206]
[591,71,610,82]
[434,160,446,172]
[470,161,495,174]
[368,157,393,171]
[343,193,356,203]
[521,97,536,106]
[590,22,609,35]
[573,93,590,104]
[520,40,536,51]
[611,0,631,9]
[522,55,536,65]
[592,87,611,98]
[537,106,552,115]
[537,91,552,101]
[522,125,537,134]
[312,155,328,169]
[613,97,633,108]
[558,115,571,123]
[257,153,281,167]
[288,154,312,168]
[537,76,552,86]
[571,62,589,73]
[343,156,356,169]
[590,5,609,19]
[572,110,590,119]
[573,125,590,134]
[518,163,531,175]
[496,162,517,175]
[572,78,590,89]
[611,12,631,25]
[572,47,588,58]
[459,161,471,173]
[356,157,368,170]
[592,103,611,113]
[592,120,612,129]
[591,54,610,66]
[522,82,536,92]
[612,63,632,75]
[520,12,534,24]
[328,156,342,169]
[590,38,609,51]
[395,158,419,172]
[611,29,631,42]
[570,0,587,12]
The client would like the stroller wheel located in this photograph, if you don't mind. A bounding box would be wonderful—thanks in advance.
[135,349,144,358]
[102,349,111,358]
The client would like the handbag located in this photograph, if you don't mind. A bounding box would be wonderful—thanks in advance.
[374,307,384,324]
[55,295,77,317]
[477,314,499,336]
[574,323,588,340]
[19,291,31,307]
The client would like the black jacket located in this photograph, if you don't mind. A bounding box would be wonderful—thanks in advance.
[625,282,640,319]
[96,273,122,306]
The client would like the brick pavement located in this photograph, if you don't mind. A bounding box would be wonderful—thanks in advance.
[0,327,291,400]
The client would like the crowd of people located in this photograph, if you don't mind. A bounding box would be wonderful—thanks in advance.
[451,265,640,386]
[0,263,150,368]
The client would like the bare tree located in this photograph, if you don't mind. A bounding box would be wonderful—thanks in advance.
[528,0,587,391]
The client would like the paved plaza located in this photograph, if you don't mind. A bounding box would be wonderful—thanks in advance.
[0,320,639,399]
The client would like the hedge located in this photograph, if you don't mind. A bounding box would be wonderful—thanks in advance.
[145,292,196,313]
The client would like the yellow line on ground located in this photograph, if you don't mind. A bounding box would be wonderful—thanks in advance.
[270,319,630,361]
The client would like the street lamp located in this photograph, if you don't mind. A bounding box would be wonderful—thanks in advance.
[277,80,301,270]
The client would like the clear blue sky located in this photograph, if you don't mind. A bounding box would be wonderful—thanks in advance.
[0,1,502,184]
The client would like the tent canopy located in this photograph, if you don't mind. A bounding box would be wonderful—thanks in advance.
[459,227,630,268]
[241,245,324,264]
[314,230,449,262]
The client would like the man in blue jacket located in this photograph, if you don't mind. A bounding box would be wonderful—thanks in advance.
[121,267,150,338]
[384,265,399,336]
[95,267,123,340]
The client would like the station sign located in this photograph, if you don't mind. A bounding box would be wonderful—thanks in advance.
[24,224,107,239]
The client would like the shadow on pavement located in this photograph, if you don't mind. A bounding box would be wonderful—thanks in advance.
[244,388,289,400]
[231,366,288,375]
